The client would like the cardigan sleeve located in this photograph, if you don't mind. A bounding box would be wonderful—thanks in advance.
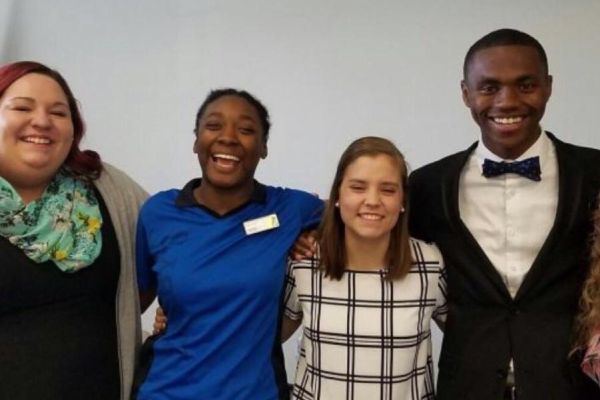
[94,162,148,400]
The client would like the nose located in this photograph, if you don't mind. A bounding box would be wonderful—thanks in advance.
[31,109,52,129]
[495,86,520,109]
[217,124,239,145]
[364,187,382,207]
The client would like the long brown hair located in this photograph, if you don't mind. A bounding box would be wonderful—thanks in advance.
[575,192,600,347]
[318,136,412,280]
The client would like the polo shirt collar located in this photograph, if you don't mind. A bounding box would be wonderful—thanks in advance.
[175,178,267,210]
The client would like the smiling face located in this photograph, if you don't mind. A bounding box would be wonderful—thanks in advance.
[194,95,267,192]
[0,73,74,196]
[461,45,552,159]
[338,154,404,247]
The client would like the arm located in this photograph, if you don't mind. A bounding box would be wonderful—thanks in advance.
[152,306,168,335]
[432,246,448,331]
[290,230,318,260]
[281,315,302,342]
[281,257,304,340]
[289,191,324,260]
[408,170,433,242]
[136,210,158,313]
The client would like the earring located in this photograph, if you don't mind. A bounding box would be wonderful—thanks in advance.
[400,207,405,213]
[334,201,340,207]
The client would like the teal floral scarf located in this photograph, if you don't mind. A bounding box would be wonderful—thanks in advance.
[0,171,103,272]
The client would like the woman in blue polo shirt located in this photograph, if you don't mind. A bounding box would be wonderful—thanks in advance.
[135,89,323,400]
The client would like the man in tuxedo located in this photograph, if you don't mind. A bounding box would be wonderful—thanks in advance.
[409,28,600,399]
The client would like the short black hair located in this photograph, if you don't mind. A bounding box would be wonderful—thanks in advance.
[194,88,271,141]
[463,28,549,79]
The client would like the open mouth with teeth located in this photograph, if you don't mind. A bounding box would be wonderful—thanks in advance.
[22,136,52,145]
[490,116,524,125]
[359,213,384,221]
[212,153,240,169]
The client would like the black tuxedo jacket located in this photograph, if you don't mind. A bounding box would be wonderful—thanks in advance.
[409,132,600,400]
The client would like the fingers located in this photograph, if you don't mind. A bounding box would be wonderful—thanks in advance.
[152,306,168,335]
[152,322,166,335]
[291,232,317,260]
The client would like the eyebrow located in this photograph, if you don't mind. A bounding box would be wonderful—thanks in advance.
[347,179,400,186]
[203,112,258,122]
[8,96,69,107]
[476,74,538,84]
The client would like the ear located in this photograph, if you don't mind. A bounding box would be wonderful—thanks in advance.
[261,142,268,159]
[545,74,553,101]
[193,135,199,154]
[460,80,471,108]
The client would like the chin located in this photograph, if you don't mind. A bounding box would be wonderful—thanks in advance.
[22,161,60,173]
[207,177,248,190]
[354,231,388,242]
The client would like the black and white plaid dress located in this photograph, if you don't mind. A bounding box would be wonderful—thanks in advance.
[284,238,447,400]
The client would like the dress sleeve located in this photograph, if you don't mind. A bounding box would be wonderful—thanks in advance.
[135,212,156,291]
[283,258,302,320]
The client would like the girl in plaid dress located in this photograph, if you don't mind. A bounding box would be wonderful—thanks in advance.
[282,136,446,400]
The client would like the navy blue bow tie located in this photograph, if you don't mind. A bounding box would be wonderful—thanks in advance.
[481,156,541,181]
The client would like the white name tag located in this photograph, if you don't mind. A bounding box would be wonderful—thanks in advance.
[243,214,280,235]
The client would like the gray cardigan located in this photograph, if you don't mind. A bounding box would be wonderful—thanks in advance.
[95,163,148,400]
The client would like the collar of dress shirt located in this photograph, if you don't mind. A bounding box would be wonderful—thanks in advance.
[474,127,552,173]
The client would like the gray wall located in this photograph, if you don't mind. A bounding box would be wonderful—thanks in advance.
[3,0,599,381]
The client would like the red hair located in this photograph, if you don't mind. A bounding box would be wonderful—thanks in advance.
[0,61,102,178]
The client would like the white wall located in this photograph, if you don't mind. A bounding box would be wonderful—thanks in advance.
[4,0,600,381]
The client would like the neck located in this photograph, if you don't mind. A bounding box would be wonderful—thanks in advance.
[17,187,47,205]
[345,232,389,271]
[2,177,49,205]
[0,166,56,205]
[194,180,255,216]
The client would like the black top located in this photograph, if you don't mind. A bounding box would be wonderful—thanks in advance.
[0,189,121,400]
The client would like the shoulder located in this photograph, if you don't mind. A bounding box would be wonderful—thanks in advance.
[139,188,179,216]
[98,162,140,187]
[95,162,148,210]
[288,256,320,276]
[266,185,319,201]
[409,237,443,265]
[264,185,324,210]
[549,133,600,189]
[97,163,147,195]
[550,133,600,163]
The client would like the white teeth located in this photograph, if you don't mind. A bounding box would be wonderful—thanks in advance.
[360,213,383,220]
[493,116,523,125]
[213,153,240,162]
[23,137,51,144]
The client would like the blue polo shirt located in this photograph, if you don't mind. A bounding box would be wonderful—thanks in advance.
[136,179,323,400]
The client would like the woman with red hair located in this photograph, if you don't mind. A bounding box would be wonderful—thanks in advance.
[0,61,147,400]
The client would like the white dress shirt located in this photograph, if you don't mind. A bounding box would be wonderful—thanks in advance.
[458,131,558,298]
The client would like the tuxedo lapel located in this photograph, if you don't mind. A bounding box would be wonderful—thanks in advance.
[516,133,584,299]
[442,142,513,300]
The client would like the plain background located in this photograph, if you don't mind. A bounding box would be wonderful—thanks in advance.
[3,0,599,381]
